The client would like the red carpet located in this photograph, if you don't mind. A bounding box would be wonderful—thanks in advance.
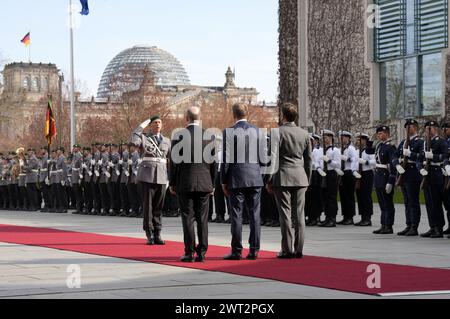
[1,224,450,296]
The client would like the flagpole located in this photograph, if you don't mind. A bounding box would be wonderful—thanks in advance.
[69,0,76,151]
[28,31,31,62]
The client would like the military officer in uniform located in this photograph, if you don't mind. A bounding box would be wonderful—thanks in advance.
[17,149,27,210]
[109,144,121,216]
[318,130,343,227]
[8,153,19,210]
[119,143,130,217]
[99,144,111,216]
[418,121,448,238]
[306,134,324,226]
[354,133,375,226]
[372,126,397,234]
[71,144,84,214]
[82,147,94,214]
[441,122,450,236]
[57,147,68,213]
[23,148,40,211]
[130,115,170,245]
[39,147,51,212]
[91,143,102,215]
[393,119,423,237]
[0,154,7,209]
[128,143,140,217]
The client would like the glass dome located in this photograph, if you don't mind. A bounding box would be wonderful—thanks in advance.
[96,45,191,98]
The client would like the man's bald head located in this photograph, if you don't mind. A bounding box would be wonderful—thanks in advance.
[186,106,200,122]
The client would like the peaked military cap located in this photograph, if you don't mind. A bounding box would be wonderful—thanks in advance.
[150,115,161,123]
[339,130,353,138]
[404,118,419,127]
[424,120,439,128]
[322,129,335,137]
[376,125,390,133]
[356,132,370,139]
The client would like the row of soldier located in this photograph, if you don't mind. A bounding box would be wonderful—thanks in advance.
[307,119,450,239]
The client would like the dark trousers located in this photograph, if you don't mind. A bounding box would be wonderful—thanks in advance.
[18,186,27,210]
[8,184,18,209]
[402,182,421,226]
[0,186,4,208]
[120,183,129,213]
[261,186,278,222]
[229,187,261,254]
[99,182,110,213]
[376,187,395,226]
[26,183,39,210]
[424,182,445,228]
[356,171,374,220]
[109,181,121,212]
[51,183,64,212]
[323,171,338,219]
[163,187,179,213]
[67,186,74,209]
[73,183,84,212]
[308,184,323,220]
[339,170,356,219]
[92,182,101,212]
[83,181,93,212]
[178,191,210,255]
[442,186,450,228]
[40,183,52,209]
[213,173,227,219]
[128,183,140,214]
[1,186,9,209]
[140,182,165,232]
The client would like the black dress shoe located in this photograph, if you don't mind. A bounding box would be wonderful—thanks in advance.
[379,226,393,234]
[270,221,280,227]
[180,254,194,262]
[153,230,165,245]
[223,253,242,260]
[307,219,319,227]
[405,226,419,236]
[355,220,372,227]
[373,226,385,234]
[294,252,303,259]
[430,227,444,238]
[212,216,225,223]
[340,218,354,225]
[145,231,154,245]
[195,255,205,262]
[420,229,433,238]
[319,219,336,228]
[443,227,450,235]
[397,226,411,236]
[246,251,258,260]
[225,218,231,224]
[277,252,293,259]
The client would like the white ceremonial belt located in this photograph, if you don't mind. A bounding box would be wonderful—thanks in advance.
[430,162,443,167]
[32,170,39,173]
[376,164,388,169]
[19,174,26,176]
[40,169,48,172]
[143,157,167,164]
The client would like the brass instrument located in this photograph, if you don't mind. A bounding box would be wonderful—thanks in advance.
[16,147,26,176]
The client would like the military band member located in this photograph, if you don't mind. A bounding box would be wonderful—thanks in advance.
[337,131,359,225]
[441,122,450,236]
[306,134,324,226]
[418,121,448,238]
[119,143,130,217]
[354,133,375,226]
[319,130,343,228]
[109,143,121,216]
[372,126,397,234]
[130,115,170,245]
[71,144,84,214]
[393,119,423,237]
[82,147,94,214]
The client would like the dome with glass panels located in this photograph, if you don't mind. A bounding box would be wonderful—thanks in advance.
[96,45,191,98]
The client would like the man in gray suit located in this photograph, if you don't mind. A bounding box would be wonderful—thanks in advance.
[130,115,171,245]
[267,103,312,259]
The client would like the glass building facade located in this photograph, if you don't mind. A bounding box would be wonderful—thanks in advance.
[97,45,191,99]
[375,0,448,120]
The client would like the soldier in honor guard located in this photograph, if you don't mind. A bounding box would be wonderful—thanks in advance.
[82,147,94,214]
[109,143,121,216]
[91,143,102,215]
[372,125,397,234]
[441,122,450,236]
[71,144,84,214]
[23,148,40,211]
[128,143,141,217]
[337,131,359,225]
[119,143,131,217]
[393,119,423,237]
[8,153,19,210]
[354,133,376,226]
[0,154,7,209]
[39,147,51,212]
[48,149,59,213]
[17,149,27,210]
[417,121,449,238]
[318,130,343,227]
[306,133,325,226]
[57,147,68,213]
[130,115,170,245]
[98,144,111,215]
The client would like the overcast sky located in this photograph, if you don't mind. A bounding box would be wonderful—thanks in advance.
[0,0,279,102]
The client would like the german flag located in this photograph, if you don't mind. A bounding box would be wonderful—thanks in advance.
[45,95,57,145]
[21,32,30,46]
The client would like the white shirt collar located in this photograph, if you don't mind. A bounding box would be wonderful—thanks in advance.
[235,119,248,125]
[187,121,200,127]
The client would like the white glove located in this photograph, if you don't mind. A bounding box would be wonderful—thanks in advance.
[108,161,114,168]
[425,151,433,160]
[61,180,66,186]
[116,170,120,176]
[128,159,132,165]
[133,170,138,176]
[385,183,393,194]
[322,155,330,162]
[358,158,366,165]
[19,159,24,166]
[335,168,344,176]
[125,171,130,177]
[105,171,111,178]
[82,163,87,169]
[317,168,327,177]
[353,171,362,179]
[88,171,92,177]
[91,159,95,165]
[139,119,152,129]
[420,169,428,177]
[119,159,123,165]
[138,159,143,165]
[45,177,50,185]
[341,155,348,162]
[47,160,51,164]
[95,170,100,177]
[396,165,405,175]
[445,165,450,176]
[79,174,83,180]
[403,148,412,157]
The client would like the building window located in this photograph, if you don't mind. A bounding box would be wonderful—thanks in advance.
[376,0,447,120]
[33,77,40,91]
[23,76,31,91]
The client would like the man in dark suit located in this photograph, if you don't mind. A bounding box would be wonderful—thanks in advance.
[266,104,311,258]
[221,103,265,260]
[170,107,215,262]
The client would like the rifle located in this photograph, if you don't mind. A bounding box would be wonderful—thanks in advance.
[395,124,411,187]
[355,138,364,190]
[339,133,345,186]
[420,127,432,190]
[321,132,327,189]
